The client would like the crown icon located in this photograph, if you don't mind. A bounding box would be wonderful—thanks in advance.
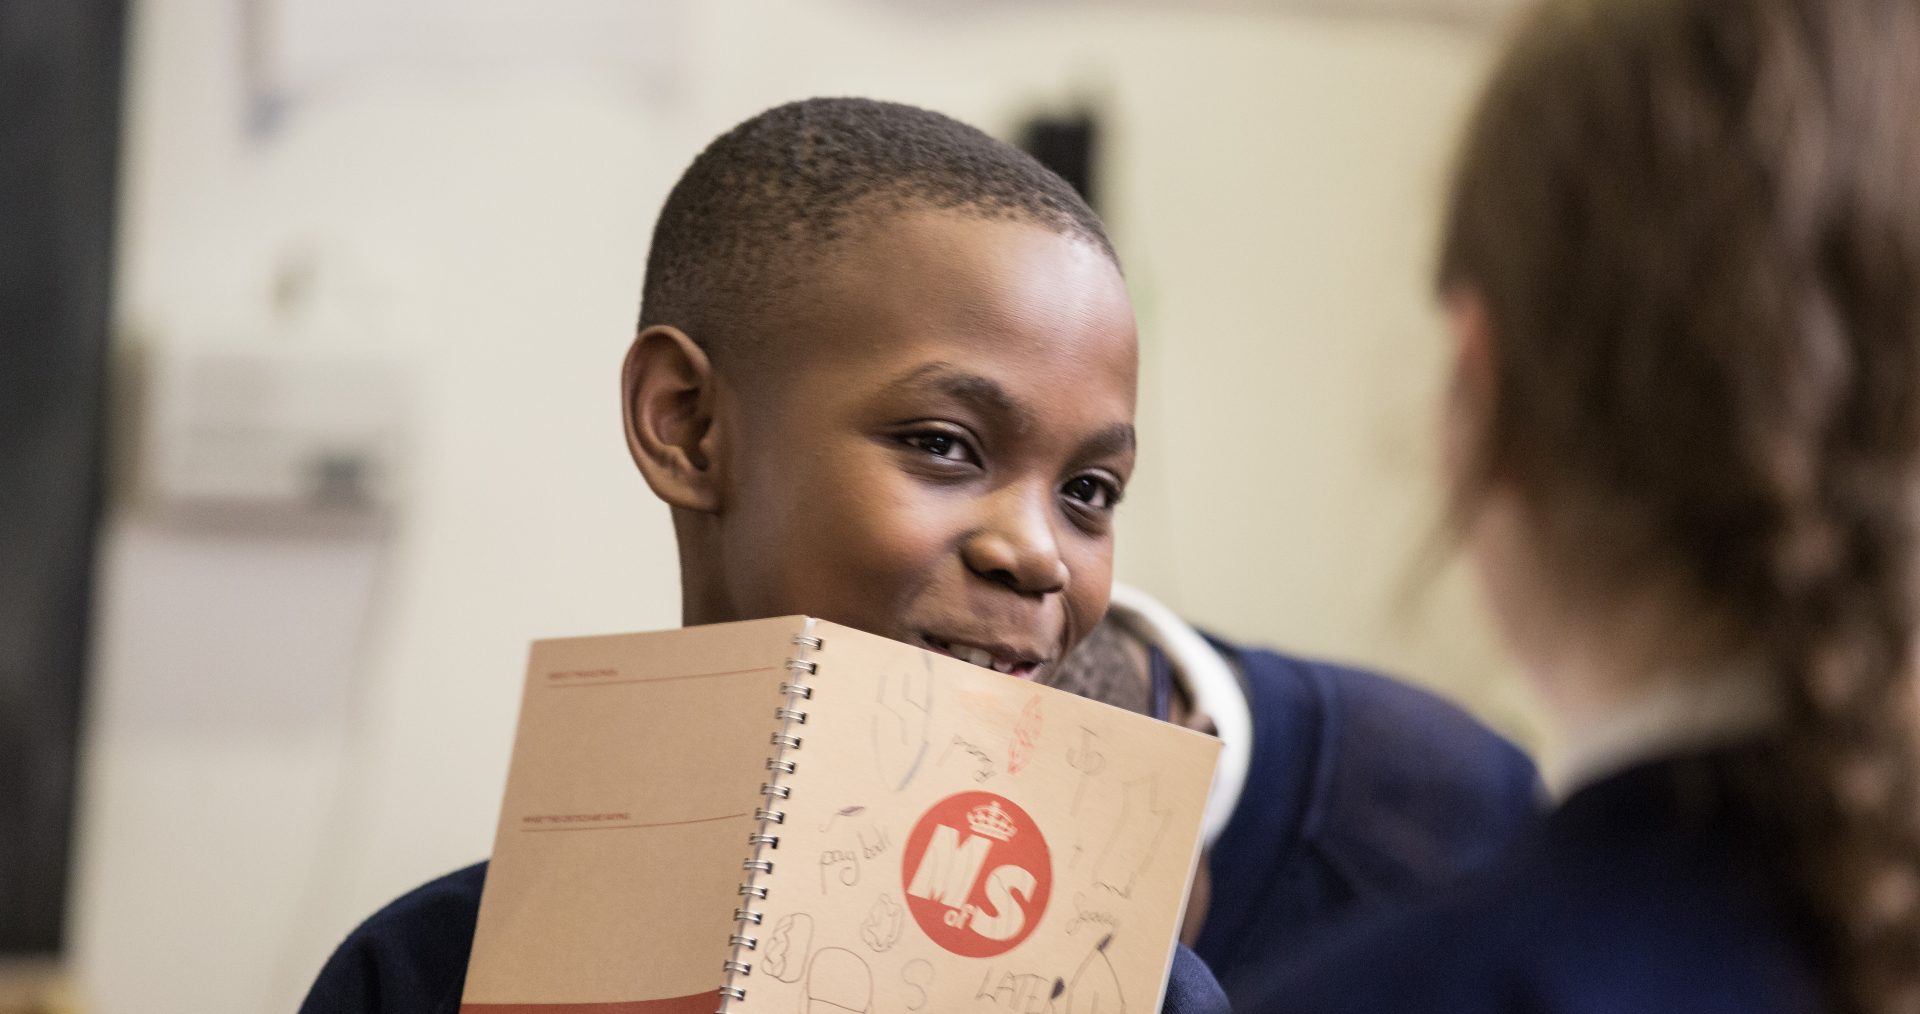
[966,800,1018,842]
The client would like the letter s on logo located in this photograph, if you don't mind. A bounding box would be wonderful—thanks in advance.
[968,865,1037,941]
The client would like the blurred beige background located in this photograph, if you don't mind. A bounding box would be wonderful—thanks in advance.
[73,1,1532,1011]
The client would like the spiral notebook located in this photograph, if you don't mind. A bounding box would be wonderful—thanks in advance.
[460,616,1222,1014]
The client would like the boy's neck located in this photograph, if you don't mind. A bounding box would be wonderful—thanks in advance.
[675,521,734,628]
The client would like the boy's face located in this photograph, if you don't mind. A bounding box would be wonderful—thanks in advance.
[708,210,1137,682]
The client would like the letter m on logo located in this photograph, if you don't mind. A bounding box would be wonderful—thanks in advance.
[906,826,991,906]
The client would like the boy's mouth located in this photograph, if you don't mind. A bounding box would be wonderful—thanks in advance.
[919,634,1045,680]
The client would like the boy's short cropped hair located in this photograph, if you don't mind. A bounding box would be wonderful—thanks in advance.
[638,97,1117,372]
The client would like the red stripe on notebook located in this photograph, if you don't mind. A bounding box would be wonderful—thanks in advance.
[461,993,720,1014]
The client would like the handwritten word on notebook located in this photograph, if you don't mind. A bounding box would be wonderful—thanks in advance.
[462,616,1222,1014]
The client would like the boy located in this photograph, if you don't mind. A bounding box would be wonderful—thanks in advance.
[301,97,1209,1014]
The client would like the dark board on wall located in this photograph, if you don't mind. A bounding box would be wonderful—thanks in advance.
[0,0,127,954]
[1017,109,1102,216]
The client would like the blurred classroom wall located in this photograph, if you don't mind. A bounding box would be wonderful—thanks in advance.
[71,2,1524,1012]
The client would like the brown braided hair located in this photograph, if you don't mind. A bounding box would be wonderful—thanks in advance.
[1439,0,1920,1010]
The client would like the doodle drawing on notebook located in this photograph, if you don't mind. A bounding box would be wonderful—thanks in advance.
[872,654,935,791]
[1007,694,1043,775]
[1091,775,1171,900]
[802,947,872,1014]
[1064,933,1126,1014]
[899,959,935,1012]
[1067,726,1106,815]
[859,893,904,952]
[764,912,814,984]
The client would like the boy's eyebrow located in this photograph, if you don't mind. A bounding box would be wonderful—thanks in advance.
[1077,423,1136,461]
[889,362,1134,458]
[892,362,1032,431]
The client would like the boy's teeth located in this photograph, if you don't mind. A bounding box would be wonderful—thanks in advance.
[934,637,1029,675]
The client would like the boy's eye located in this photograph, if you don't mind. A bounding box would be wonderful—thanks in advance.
[1062,474,1121,510]
[902,431,977,464]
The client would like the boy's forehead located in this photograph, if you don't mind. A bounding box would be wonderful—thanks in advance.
[792,209,1137,374]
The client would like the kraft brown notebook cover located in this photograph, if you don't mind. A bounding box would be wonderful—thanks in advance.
[462,616,1222,1014]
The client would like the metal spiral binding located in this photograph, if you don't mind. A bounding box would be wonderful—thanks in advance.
[717,621,821,1013]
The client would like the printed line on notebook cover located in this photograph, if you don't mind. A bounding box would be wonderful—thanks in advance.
[461,991,720,1014]
[519,812,752,833]
[545,665,782,689]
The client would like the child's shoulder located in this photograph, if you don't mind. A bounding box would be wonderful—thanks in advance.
[299,861,488,1014]
[1195,635,1542,989]
[1229,751,1827,1014]
[1222,640,1540,884]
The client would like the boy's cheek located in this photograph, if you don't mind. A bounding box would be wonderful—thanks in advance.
[1065,550,1115,638]
[788,473,961,588]
[848,488,969,584]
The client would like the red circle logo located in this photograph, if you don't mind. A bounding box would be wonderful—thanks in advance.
[900,791,1052,957]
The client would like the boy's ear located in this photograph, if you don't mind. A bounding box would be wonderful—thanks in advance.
[622,325,724,513]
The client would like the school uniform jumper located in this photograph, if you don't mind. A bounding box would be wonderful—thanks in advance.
[1233,743,1825,1014]
[1183,640,1541,1009]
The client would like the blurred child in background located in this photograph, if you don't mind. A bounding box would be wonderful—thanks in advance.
[1246,0,1920,1010]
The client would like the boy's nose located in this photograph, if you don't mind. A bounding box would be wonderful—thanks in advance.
[963,491,1069,597]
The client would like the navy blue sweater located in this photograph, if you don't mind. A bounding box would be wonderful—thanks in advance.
[1191,643,1540,1008]
[1236,744,1825,1013]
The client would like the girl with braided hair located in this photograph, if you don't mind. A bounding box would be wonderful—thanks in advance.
[1245,0,1920,1011]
